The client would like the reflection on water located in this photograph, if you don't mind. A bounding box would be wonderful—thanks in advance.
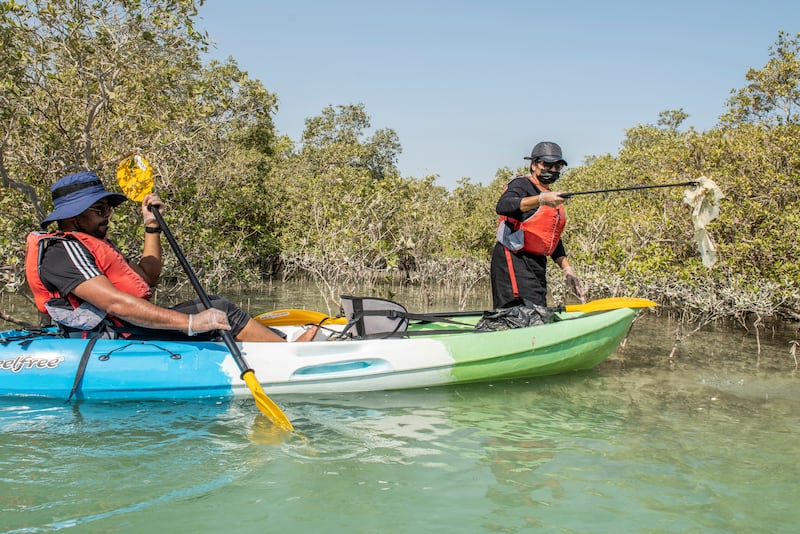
[1,366,799,532]
[1,283,799,532]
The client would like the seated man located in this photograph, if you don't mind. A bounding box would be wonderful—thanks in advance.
[26,171,316,342]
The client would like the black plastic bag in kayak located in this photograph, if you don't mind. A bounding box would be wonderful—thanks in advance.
[474,304,560,332]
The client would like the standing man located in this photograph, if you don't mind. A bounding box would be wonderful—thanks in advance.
[490,142,584,309]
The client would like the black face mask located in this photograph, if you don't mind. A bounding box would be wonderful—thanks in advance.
[539,170,560,184]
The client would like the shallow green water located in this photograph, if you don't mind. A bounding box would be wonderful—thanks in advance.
[1,286,799,533]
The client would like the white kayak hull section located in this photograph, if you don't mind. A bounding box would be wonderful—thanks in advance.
[231,334,455,394]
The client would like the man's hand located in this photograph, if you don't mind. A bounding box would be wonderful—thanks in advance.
[142,193,163,228]
[190,308,231,335]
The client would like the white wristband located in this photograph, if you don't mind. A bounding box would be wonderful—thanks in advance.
[187,314,196,336]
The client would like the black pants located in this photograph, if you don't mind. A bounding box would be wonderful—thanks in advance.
[490,243,548,308]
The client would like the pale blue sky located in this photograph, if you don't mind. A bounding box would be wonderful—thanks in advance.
[198,0,798,187]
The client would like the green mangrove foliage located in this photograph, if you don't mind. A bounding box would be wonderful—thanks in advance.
[0,0,798,322]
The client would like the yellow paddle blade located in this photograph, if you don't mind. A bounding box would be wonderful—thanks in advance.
[242,370,294,432]
[565,297,657,313]
[249,414,298,444]
[116,154,154,202]
[254,308,346,327]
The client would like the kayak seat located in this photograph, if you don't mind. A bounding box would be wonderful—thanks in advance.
[338,295,410,339]
[336,296,476,339]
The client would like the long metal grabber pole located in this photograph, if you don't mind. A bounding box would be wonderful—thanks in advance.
[559,181,699,198]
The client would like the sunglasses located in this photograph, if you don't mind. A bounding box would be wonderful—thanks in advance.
[85,205,113,217]
[540,161,565,171]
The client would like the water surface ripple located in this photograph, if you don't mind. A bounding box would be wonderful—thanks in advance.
[1,314,798,533]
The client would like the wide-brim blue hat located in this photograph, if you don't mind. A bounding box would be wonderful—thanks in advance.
[40,171,128,229]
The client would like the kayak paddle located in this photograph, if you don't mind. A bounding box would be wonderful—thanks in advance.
[255,297,657,327]
[117,154,293,432]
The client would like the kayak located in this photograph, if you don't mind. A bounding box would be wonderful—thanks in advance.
[0,307,638,401]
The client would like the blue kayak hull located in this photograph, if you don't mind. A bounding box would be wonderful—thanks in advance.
[1,336,239,400]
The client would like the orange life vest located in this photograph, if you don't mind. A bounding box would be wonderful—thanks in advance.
[498,203,566,256]
[25,231,153,315]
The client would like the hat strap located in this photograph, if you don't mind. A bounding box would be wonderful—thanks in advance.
[52,179,102,200]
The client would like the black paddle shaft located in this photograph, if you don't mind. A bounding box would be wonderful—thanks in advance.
[559,180,699,198]
[149,207,252,374]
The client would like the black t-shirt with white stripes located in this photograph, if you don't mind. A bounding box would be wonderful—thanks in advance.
[38,239,105,296]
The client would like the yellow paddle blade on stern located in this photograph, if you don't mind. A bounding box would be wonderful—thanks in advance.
[565,297,657,313]
[254,309,346,327]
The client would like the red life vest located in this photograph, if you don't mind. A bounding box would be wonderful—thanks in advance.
[25,231,153,315]
[495,179,569,300]
[500,203,566,256]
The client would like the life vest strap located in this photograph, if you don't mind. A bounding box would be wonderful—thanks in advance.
[504,246,520,298]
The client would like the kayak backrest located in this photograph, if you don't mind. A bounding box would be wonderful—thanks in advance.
[339,295,409,339]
